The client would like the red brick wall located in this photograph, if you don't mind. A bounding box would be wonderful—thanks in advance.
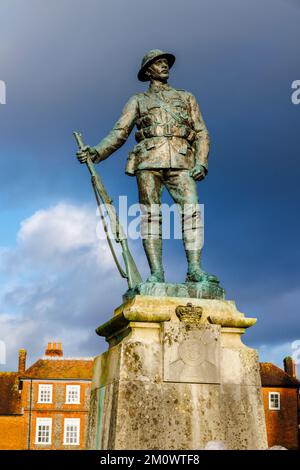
[262,387,299,449]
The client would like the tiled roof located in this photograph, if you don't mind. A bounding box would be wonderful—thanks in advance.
[0,372,22,415]
[260,363,300,388]
[22,358,94,380]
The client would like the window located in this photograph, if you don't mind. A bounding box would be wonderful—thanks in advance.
[66,385,80,404]
[63,418,80,445]
[35,418,52,444]
[38,384,53,403]
[269,392,280,410]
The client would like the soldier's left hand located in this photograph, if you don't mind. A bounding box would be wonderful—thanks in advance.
[190,164,207,181]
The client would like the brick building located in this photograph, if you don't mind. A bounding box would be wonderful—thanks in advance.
[0,343,93,450]
[260,357,300,449]
[1,345,299,450]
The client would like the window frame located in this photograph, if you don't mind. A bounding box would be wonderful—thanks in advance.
[35,417,52,445]
[37,383,53,404]
[63,418,80,446]
[269,391,280,410]
[65,385,81,404]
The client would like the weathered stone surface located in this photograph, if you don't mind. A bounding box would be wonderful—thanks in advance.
[96,295,257,343]
[87,295,267,450]
[219,384,267,449]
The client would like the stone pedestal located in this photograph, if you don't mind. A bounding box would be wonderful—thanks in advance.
[87,296,267,450]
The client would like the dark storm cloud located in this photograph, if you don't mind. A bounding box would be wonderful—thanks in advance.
[0,0,299,368]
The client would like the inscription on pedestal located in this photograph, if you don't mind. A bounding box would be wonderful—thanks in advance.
[163,323,220,384]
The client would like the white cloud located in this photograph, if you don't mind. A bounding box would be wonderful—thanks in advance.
[0,202,112,275]
[0,202,127,370]
[258,341,300,377]
[14,202,112,269]
[18,202,95,250]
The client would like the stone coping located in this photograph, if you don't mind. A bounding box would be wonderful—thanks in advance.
[96,295,257,339]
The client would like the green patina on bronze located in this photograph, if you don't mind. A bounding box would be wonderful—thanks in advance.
[75,49,224,299]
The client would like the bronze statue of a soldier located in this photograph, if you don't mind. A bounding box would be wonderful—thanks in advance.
[77,49,217,284]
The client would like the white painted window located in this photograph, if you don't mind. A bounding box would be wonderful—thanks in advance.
[66,385,80,404]
[269,392,280,410]
[38,384,53,403]
[35,418,52,444]
[64,418,80,445]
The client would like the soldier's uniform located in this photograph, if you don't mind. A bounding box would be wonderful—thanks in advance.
[92,50,212,283]
[93,82,209,175]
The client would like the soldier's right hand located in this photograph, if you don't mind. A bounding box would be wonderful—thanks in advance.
[76,146,98,164]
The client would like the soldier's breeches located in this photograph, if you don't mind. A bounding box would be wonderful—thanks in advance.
[136,170,163,241]
[136,169,203,251]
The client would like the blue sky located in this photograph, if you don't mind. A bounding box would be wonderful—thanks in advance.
[0,0,299,372]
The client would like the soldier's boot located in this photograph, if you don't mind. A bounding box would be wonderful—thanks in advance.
[143,239,165,283]
[185,249,218,284]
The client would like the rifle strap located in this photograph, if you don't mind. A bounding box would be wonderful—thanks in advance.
[149,95,192,128]
[156,99,183,124]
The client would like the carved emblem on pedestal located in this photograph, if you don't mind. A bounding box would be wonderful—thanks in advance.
[163,323,220,384]
[175,302,203,325]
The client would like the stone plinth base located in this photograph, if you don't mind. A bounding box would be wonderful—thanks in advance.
[123,280,225,302]
[87,296,267,450]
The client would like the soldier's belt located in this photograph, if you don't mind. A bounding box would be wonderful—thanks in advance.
[135,124,196,143]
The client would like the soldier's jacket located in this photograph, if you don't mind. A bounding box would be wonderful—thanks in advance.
[94,82,210,176]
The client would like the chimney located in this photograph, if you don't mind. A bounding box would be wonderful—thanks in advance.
[45,342,63,357]
[18,349,27,375]
[283,356,296,379]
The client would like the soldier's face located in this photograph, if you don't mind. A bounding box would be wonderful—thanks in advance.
[146,58,169,81]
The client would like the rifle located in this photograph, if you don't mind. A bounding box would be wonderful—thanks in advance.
[73,131,142,290]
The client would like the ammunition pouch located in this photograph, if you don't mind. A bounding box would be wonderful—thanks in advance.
[135,124,196,144]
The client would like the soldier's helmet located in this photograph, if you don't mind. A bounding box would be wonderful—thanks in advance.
[138,49,176,82]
